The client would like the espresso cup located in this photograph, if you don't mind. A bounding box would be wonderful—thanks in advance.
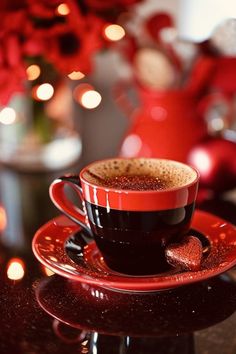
[49,158,199,275]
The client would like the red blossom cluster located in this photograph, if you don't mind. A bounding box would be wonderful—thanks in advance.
[0,0,141,104]
[85,0,141,17]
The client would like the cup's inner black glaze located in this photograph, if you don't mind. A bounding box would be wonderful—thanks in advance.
[85,201,195,275]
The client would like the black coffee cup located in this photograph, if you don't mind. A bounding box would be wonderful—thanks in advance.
[50,158,199,275]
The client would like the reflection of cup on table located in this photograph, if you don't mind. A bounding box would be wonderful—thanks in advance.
[36,274,236,337]
[50,158,199,275]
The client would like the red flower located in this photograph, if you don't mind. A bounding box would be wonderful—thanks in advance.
[32,1,103,75]
[0,67,26,105]
[0,10,29,104]
[86,0,141,10]
[0,0,140,104]
[43,18,103,74]
[82,0,143,22]
[26,0,62,19]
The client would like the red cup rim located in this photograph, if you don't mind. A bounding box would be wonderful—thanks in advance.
[80,157,200,195]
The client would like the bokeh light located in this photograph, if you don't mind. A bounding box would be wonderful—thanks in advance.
[73,83,93,100]
[150,106,167,121]
[68,71,85,80]
[73,84,102,109]
[120,134,142,157]
[56,3,70,16]
[26,64,41,81]
[80,90,102,109]
[35,83,54,101]
[0,107,16,125]
[209,117,225,132]
[7,258,25,281]
[104,24,125,41]
[188,149,212,176]
[42,265,55,276]
[0,206,7,231]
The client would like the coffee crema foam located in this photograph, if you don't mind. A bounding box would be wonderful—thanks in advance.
[83,158,197,190]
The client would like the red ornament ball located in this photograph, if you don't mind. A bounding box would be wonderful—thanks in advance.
[188,138,236,193]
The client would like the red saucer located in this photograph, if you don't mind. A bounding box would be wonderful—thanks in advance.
[32,210,236,292]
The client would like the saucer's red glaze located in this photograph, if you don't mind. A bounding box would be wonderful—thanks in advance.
[32,210,236,292]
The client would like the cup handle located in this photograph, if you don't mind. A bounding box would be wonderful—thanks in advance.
[49,175,93,237]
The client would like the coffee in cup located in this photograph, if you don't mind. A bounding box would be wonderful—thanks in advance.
[50,158,199,275]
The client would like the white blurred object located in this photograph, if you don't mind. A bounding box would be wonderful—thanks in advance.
[0,86,82,172]
[211,18,236,55]
[177,0,236,42]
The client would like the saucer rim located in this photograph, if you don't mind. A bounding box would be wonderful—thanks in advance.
[32,210,236,292]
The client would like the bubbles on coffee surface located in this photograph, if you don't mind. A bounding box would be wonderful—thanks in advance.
[102,174,170,191]
[83,158,197,190]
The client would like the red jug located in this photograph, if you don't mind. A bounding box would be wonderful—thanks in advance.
[116,82,209,163]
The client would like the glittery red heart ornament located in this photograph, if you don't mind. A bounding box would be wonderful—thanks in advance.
[165,236,203,271]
